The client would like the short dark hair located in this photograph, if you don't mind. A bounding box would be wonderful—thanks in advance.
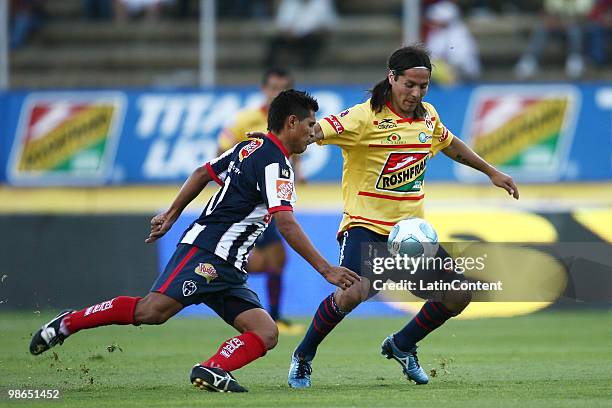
[268,90,319,133]
[262,67,293,86]
[370,45,432,117]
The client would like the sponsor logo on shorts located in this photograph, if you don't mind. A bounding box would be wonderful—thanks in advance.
[238,138,264,162]
[276,179,294,200]
[195,263,218,283]
[182,280,197,296]
[375,152,429,193]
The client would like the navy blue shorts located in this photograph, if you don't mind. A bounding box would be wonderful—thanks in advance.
[151,244,263,325]
[255,218,282,247]
[337,227,464,300]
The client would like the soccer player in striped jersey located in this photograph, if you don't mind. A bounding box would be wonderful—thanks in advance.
[29,90,360,393]
[286,45,520,387]
[217,68,304,335]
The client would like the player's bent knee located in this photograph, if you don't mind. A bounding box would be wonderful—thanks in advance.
[133,293,182,325]
[233,308,278,349]
[454,288,472,309]
[442,289,472,315]
[134,307,168,325]
[334,288,361,313]
[335,277,371,312]
[259,326,279,350]
[249,322,278,350]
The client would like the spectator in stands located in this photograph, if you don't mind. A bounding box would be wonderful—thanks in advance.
[424,1,481,85]
[587,0,612,67]
[83,0,113,20]
[9,0,46,50]
[515,0,595,79]
[264,0,338,69]
[218,0,270,19]
[113,0,174,22]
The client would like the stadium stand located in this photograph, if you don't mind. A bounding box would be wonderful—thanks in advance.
[8,0,612,88]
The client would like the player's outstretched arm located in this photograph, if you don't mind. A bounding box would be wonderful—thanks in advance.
[274,210,360,290]
[442,137,519,199]
[307,123,324,145]
[145,166,213,243]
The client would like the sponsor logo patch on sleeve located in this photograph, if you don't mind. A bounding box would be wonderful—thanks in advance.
[276,179,294,201]
[439,127,449,143]
[238,138,264,161]
[324,115,345,134]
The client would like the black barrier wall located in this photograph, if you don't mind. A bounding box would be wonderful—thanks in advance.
[0,215,159,310]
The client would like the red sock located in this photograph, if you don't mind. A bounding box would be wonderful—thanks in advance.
[202,332,267,372]
[63,296,141,335]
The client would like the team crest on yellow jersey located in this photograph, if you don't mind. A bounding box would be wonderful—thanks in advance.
[195,263,218,283]
[376,152,429,192]
[238,138,264,161]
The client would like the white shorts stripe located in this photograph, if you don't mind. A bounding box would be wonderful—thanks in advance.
[181,223,206,244]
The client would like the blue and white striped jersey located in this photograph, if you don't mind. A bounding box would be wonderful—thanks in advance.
[179,132,296,272]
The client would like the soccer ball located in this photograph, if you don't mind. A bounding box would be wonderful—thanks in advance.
[387,217,439,258]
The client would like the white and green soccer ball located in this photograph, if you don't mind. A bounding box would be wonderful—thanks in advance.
[387,217,439,258]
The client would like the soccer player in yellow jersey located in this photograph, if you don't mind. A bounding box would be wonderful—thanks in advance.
[217,68,304,335]
[287,45,519,387]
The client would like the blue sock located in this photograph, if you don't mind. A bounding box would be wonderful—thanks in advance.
[295,293,346,360]
[393,301,454,351]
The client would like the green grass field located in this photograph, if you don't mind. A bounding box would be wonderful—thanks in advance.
[1,310,611,407]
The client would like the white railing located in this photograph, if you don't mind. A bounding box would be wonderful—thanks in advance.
[403,0,421,46]
[199,0,216,87]
[0,0,420,90]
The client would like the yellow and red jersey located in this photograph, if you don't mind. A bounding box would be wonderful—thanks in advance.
[217,106,268,151]
[318,99,454,236]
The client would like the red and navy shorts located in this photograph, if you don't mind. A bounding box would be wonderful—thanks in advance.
[151,244,264,325]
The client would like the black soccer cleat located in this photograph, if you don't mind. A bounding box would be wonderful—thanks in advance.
[190,364,248,393]
[29,309,74,355]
